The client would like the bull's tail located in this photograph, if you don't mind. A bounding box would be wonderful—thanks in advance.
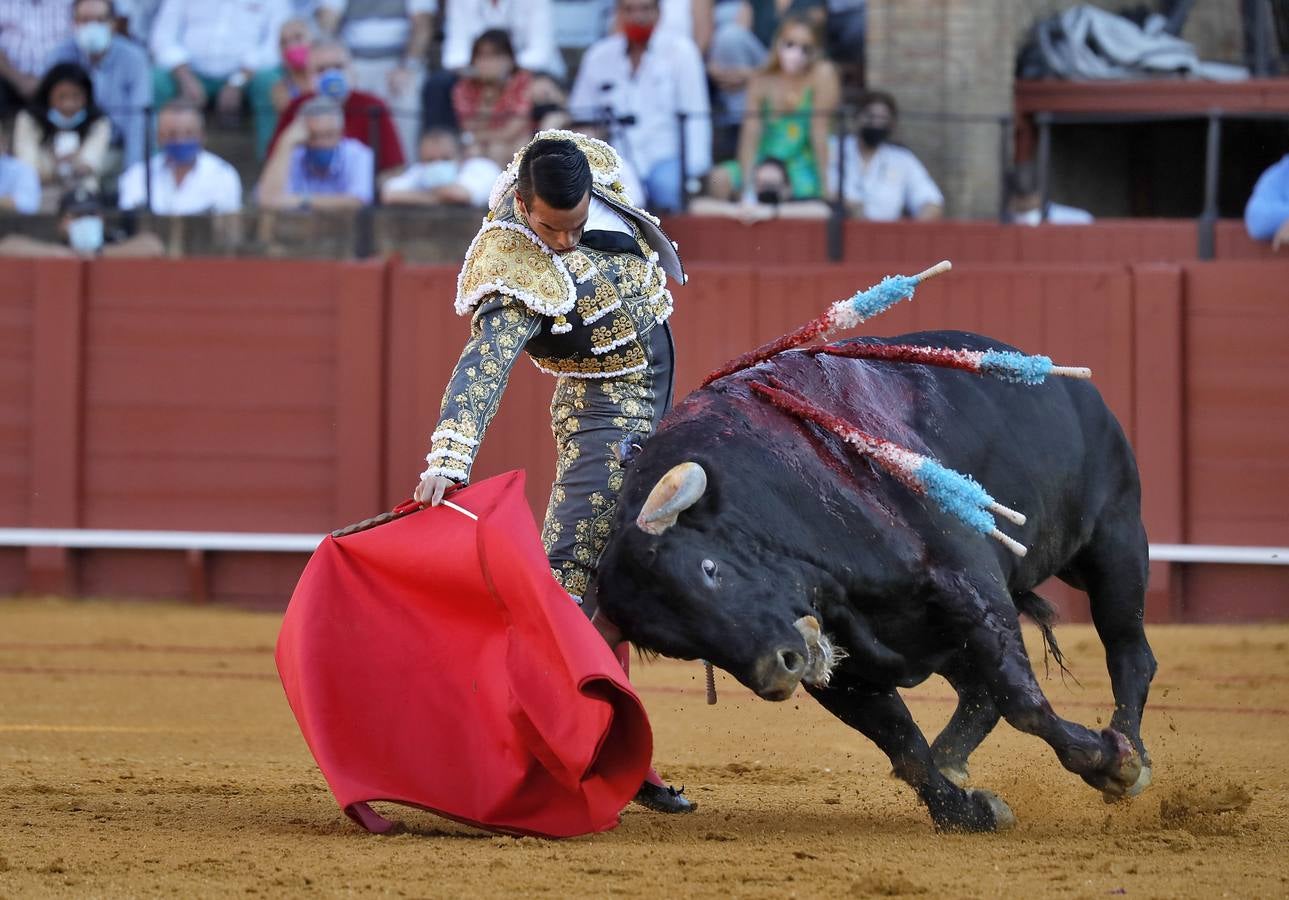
[1015,590,1077,684]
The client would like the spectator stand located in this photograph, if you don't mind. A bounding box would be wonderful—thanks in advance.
[1016,79,1289,259]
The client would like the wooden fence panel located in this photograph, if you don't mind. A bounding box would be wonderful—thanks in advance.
[79,259,367,533]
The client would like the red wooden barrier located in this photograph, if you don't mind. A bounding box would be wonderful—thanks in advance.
[0,253,1283,619]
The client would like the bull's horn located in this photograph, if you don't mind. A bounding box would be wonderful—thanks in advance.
[636,462,707,535]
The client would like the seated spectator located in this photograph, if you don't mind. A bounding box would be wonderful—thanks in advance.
[13,62,112,211]
[48,0,151,170]
[317,0,433,161]
[568,0,711,212]
[267,39,405,175]
[258,95,374,208]
[708,13,837,204]
[423,0,562,131]
[0,119,41,213]
[690,154,827,222]
[452,30,533,167]
[702,0,776,160]
[1005,161,1093,226]
[827,90,943,221]
[0,0,73,119]
[1245,152,1289,250]
[0,184,164,257]
[380,127,501,207]
[257,17,318,159]
[149,0,288,140]
[118,100,243,214]
[442,0,562,78]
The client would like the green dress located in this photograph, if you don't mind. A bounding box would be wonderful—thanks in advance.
[722,86,822,200]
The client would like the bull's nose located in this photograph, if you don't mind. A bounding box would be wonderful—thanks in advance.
[753,645,808,700]
[777,648,806,679]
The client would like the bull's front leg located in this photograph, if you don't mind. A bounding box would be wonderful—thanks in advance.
[929,658,1001,786]
[806,678,1015,832]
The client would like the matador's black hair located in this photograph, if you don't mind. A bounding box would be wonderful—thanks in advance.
[516,138,592,210]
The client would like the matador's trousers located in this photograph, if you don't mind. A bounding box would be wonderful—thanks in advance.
[541,325,675,606]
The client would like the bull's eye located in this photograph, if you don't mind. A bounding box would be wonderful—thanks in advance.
[701,558,719,584]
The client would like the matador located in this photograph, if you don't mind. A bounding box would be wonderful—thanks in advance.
[413,131,692,814]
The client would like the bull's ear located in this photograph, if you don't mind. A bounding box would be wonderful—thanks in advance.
[636,462,707,535]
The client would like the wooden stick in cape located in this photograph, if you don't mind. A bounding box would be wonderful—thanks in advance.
[748,379,1029,557]
[701,260,953,387]
[808,342,1093,384]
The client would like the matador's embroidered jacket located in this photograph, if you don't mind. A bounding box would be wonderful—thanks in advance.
[422,131,684,484]
[420,132,684,597]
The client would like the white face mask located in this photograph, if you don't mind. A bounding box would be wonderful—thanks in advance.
[75,21,113,56]
[419,159,460,189]
[778,44,809,75]
[68,216,105,255]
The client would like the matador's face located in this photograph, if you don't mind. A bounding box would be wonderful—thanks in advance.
[517,191,590,254]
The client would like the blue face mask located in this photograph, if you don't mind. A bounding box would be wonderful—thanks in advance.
[68,216,104,256]
[317,68,349,101]
[163,140,201,166]
[304,145,338,171]
[48,107,88,130]
[74,21,113,56]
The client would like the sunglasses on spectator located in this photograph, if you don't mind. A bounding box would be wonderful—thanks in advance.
[781,41,815,52]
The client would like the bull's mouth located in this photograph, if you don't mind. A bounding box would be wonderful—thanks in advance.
[795,615,847,688]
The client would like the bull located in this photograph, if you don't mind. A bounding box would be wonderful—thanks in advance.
[590,330,1157,832]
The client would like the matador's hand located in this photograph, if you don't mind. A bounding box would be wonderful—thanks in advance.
[414,474,458,506]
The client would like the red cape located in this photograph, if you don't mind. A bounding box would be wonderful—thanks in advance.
[275,471,652,838]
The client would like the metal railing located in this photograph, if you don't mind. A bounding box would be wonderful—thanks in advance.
[1033,108,1289,259]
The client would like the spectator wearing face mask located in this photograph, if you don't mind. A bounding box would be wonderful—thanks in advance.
[13,61,112,211]
[149,0,291,132]
[827,90,943,221]
[568,0,711,212]
[118,100,243,214]
[1005,161,1093,227]
[48,0,151,170]
[267,38,405,175]
[451,29,533,168]
[690,155,827,222]
[0,119,41,214]
[380,127,500,206]
[0,184,164,257]
[259,94,374,209]
[317,0,434,162]
[0,0,73,119]
[706,13,837,205]
[252,17,318,159]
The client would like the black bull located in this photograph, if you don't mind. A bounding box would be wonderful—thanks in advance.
[589,331,1158,832]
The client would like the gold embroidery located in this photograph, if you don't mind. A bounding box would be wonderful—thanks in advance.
[530,344,648,377]
[577,277,620,325]
[456,225,575,317]
[591,311,638,354]
[428,295,541,479]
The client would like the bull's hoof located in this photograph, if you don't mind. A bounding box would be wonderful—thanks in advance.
[939,763,970,788]
[1092,729,1144,800]
[633,782,697,814]
[934,788,1016,833]
[1103,763,1153,804]
[970,789,1016,831]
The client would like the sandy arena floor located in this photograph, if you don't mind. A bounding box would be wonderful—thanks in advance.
[0,597,1286,899]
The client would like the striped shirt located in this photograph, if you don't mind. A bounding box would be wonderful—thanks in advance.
[0,0,73,76]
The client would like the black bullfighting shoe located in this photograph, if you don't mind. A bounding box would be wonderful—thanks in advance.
[633,781,696,813]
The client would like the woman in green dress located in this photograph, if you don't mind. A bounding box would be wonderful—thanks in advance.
[709,14,840,203]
